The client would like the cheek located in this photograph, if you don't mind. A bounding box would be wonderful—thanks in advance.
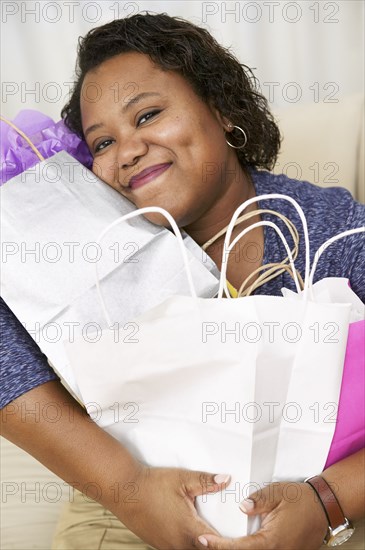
[175,114,226,170]
[92,157,118,187]
[157,114,194,151]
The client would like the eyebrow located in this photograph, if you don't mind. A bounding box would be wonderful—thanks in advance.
[121,91,161,113]
[84,92,162,139]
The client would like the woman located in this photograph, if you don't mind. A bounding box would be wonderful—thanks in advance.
[58,11,365,549]
[62,14,363,300]
[2,11,364,550]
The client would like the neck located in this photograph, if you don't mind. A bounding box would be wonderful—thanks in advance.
[183,165,255,249]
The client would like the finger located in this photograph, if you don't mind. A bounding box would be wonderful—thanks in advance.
[239,483,280,516]
[197,534,237,549]
[184,471,231,498]
[197,532,268,550]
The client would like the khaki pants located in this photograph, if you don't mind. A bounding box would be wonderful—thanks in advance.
[52,490,364,550]
[52,490,154,550]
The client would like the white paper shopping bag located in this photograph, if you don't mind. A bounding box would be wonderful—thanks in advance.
[0,152,219,396]
[273,228,365,482]
[64,198,355,537]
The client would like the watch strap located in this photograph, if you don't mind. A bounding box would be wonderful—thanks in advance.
[305,475,346,529]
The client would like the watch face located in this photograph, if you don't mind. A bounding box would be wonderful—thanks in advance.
[329,527,355,547]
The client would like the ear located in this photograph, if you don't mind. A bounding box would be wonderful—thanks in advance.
[208,101,233,133]
[221,118,234,133]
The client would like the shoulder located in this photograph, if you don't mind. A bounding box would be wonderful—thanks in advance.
[251,169,365,239]
[250,170,365,301]
[251,169,364,228]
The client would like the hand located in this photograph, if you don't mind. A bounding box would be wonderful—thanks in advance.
[115,463,230,550]
[1,382,229,550]
[197,481,329,550]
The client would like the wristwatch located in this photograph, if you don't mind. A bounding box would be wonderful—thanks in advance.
[305,475,355,547]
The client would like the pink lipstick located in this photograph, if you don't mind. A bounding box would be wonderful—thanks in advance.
[129,163,172,190]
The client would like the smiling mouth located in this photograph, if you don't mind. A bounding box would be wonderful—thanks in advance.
[128,163,172,190]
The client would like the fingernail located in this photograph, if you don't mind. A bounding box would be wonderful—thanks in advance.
[239,498,255,512]
[198,536,209,547]
[214,474,230,484]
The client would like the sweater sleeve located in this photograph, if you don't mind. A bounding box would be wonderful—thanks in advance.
[340,199,365,303]
[0,297,59,409]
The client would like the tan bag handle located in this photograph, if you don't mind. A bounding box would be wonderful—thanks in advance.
[0,115,45,162]
[202,208,303,297]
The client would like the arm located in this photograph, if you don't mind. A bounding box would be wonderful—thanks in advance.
[322,449,365,522]
[197,449,365,549]
[1,379,229,550]
[0,299,227,549]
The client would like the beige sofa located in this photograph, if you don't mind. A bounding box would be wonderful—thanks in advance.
[1,95,364,549]
[273,93,364,203]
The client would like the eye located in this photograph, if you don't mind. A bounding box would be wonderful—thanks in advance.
[94,139,114,154]
[137,110,161,126]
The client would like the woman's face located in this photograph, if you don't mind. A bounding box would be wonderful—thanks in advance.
[81,52,246,229]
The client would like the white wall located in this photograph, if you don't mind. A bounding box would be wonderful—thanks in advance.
[1,0,363,121]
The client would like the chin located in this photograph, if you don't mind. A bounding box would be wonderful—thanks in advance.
[141,203,193,231]
[142,211,177,229]
[135,196,191,229]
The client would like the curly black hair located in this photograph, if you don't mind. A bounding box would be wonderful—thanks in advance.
[61,12,281,170]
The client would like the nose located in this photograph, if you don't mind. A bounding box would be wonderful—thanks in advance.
[117,134,149,172]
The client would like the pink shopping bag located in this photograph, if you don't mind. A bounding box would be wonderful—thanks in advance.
[326,319,365,467]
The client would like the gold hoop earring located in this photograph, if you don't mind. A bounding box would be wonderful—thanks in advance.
[225,125,248,150]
